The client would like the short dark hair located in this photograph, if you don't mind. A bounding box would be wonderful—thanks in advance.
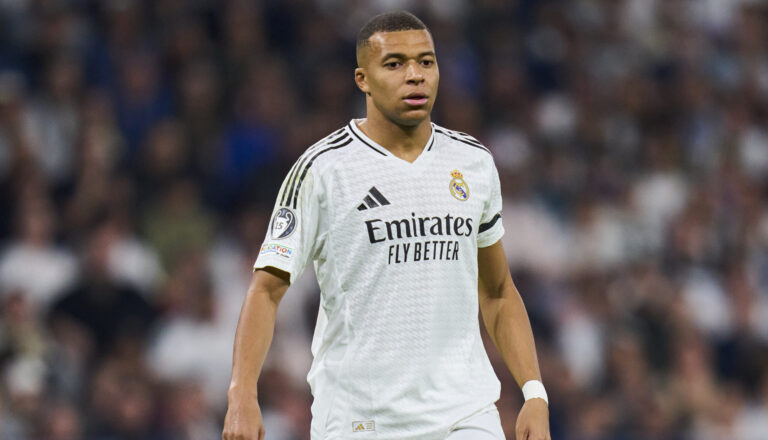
[356,11,429,51]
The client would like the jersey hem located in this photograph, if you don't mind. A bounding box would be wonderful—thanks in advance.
[448,401,499,431]
[253,258,296,284]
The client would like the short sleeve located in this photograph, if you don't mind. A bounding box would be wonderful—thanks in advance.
[477,159,504,248]
[253,167,323,284]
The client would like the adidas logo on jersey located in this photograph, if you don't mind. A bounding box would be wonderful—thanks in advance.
[357,187,390,211]
[352,420,375,432]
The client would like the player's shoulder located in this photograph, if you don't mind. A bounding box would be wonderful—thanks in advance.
[277,125,353,208]
[291,124,357,172]
[431,123,495,164]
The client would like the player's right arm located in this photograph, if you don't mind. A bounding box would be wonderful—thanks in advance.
[223,146,325,439]
[222,266,290,440]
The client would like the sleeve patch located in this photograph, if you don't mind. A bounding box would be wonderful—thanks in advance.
[270,208,298,239]
[259,243,294,259]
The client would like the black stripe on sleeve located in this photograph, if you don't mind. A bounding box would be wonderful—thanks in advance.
[458,136,483,148]
[291,137,354,208]
[434,128,491,154]
[478,213,501,233]
[282,151,315,207]
[456,131,484,146]
[280,129,347,206]
[279,160,302,206]
[280,128,344,205]
[369,187,390,205]
[283,133,350,207]
[326,130,351,146]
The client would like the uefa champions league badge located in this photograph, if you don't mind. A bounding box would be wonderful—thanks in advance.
[449,169,469,201]
[270,207,297,239]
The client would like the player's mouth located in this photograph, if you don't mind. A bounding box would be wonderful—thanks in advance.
[403,93,428,106]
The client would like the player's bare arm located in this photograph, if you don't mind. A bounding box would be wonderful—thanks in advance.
[223,267,290,440]
[478,240,551,440]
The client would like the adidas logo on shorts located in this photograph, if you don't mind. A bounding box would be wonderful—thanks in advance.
[352,420,375,432]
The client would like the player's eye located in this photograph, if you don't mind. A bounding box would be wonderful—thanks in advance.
[384,61,401,69]
[421,59,434,67]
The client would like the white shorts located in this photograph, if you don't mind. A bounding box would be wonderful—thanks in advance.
[445,406,505,439]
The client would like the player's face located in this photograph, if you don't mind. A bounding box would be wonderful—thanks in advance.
[356,30,439,127]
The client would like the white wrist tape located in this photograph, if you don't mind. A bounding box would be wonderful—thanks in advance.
[522,380,548,405]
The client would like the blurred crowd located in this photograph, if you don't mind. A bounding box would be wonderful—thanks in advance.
[1,0,768,439]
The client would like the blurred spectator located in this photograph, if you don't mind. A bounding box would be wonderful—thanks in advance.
[103,210,165,298]
[86,358,165,439]
[48,224,156,358]
[142,179,215,269]
[148,251,232,408]
[176,60,224,179]
[23,54,84,183]
[160,380,220,440]
[0,72,32,177]
[0,291,47,363]
[0,196,77,314]
[137,119,193,202]
[113,50,173,156]
[39,401,84,440]
[213,59,288,209]
[63,114,124,237]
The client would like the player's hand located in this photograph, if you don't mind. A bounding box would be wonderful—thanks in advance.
[222,392,265,440]
[515,398,550,440]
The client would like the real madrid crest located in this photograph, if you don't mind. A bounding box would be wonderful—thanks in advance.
[449,169,469,201]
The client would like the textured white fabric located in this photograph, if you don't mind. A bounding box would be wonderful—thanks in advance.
[254,119,505,439]
[446,405,505,439]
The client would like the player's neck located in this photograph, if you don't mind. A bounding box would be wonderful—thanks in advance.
[357,114,432,163]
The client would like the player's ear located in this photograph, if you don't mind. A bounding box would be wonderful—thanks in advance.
[355,67,371,95]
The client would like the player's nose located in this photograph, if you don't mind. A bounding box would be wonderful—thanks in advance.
[405,61,424,83]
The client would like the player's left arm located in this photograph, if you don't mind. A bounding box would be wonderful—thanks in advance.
[478,239,550,440]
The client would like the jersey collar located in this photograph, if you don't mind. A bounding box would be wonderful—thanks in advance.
[348,119,436,163]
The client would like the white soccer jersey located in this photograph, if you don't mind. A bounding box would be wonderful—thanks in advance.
[254,119,505,440]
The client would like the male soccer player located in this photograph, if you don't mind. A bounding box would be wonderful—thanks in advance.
[223,11,551,440]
